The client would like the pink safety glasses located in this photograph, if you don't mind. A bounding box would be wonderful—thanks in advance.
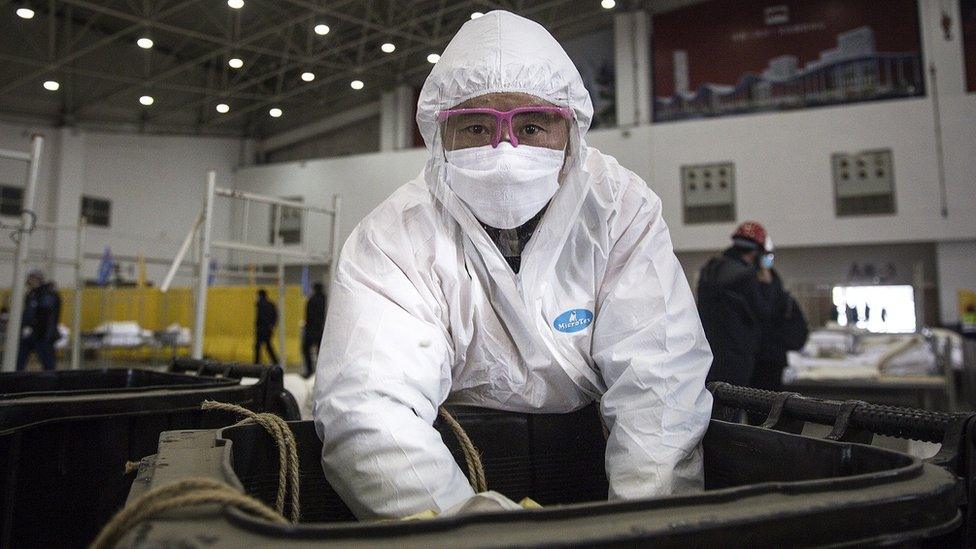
[437,106,573,148]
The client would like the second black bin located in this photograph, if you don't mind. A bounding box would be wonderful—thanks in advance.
[0,359,299,549]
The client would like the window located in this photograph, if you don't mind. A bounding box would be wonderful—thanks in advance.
[0,184,24,216]
[81,196,112,227]
[832,285,917,333]
[269,196,303,245]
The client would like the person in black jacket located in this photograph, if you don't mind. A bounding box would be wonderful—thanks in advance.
[697,222,771,387]
[753,266,809,393]
[254,289,279,365]
[302,283,327,378]
[16,270,62,371]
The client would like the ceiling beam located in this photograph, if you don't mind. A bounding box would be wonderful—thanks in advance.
[145,0,481,124]
[67,9,322,115]
[259,100,381,153]
[0,52,274,101]
[0,0,202,95]
[202,0,596,127]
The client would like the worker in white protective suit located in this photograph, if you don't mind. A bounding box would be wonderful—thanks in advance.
[313,10,713,519]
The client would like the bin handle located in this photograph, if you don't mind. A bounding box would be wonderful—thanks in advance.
[825,401,873,444]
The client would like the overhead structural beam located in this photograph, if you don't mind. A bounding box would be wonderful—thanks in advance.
[0,0,201,96]
[259,100,381,154]
[67,8,326,115]
[56,0,346,69]
[142,0,454,124]
[200,0,593,127]
[277,0,437,45]
[0,53,273,101]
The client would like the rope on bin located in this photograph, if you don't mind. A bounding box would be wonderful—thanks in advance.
[201,400,301,523]
[90,478,285,549]
[438,407,488,493]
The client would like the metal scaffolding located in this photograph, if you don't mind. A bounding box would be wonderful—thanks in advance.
[1,135,44,373]
[162,170,340,369]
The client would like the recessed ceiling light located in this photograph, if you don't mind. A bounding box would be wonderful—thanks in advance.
[136,37,154,49]
[227,0,244,9]
[42,80,60,91]
[301,71,315,82]
[228,57,243,69]
[350,80,364,90]
[269,107,283,118]
[470,12,484,19]
[380,42,395,53]
[314,23,330,36]
[16,7,35,19]
[139,95,154,106]
[427,53,440,64]
[216,103,230,113]
[601,0,615,8]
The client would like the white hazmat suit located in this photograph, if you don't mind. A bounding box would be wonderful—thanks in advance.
[313,10,713,519]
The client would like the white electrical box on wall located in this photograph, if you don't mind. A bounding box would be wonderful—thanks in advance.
[681,162,736,224]
[832,149,896,216]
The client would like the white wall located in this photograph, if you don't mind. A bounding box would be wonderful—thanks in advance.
[79,131,241,285]
[232,148,428,267]
[0,123,242,288]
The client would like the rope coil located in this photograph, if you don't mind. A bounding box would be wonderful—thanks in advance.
[438,407,488,493]
[201,400,301,523]
[96,403,485,547]
[90,478,285,549]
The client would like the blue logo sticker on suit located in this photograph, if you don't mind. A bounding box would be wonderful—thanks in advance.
[553,309,593,333]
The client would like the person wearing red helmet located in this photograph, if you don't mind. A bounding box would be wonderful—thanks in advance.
[696,222,773,387]
[697,222,809,398]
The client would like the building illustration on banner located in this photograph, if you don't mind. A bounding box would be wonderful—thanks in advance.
[656,25,923,122]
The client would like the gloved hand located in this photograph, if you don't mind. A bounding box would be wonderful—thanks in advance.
[401,491,542,520]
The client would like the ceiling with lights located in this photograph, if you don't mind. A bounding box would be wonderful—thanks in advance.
[0,0,625,138]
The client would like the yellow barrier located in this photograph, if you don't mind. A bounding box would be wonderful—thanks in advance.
[1,285,307,368]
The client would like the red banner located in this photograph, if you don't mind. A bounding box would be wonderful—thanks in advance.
[652,0,924,122]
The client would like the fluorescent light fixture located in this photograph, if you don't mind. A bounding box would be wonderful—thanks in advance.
[216,103,230,113]
[137,37,154,49]
[427,53,440,64]
[601,0,616,8]
[16,7,35,19]
[314,23,330,35]
[42,80,60,91]
[227,0,244,9]
[269,107,283,118]
[228,57,243,69]
[350,80,364,90]
[301,71,315,82]
[381,42,395,53]
[139,95,154,106]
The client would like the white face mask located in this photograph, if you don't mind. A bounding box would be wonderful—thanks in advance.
[444,143,564,230]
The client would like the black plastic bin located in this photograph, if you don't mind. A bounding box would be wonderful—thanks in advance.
[120,387,973,547]
[0,359,300,549]
[0,367,233,399]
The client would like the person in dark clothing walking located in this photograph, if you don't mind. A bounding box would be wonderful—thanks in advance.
[302,283,327,378]
[16,269,62,371]
[254,289,279,365]
[697,221,770,387]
